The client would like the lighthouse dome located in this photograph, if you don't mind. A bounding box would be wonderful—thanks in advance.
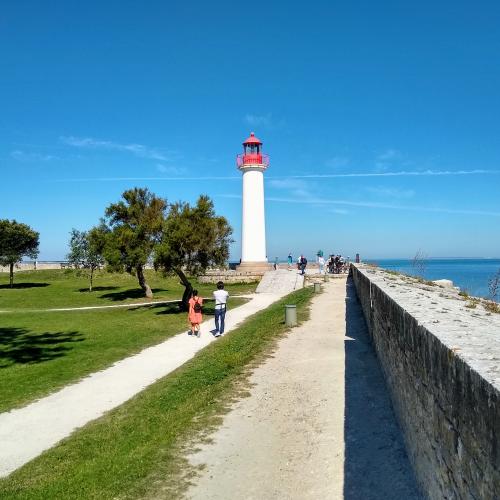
[242,132,262,146]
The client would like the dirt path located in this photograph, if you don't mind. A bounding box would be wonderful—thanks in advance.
[185,278,422,499]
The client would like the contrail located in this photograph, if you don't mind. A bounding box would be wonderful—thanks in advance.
[280,169,500,179]
[52,169,500,182]
[263,196,500,217]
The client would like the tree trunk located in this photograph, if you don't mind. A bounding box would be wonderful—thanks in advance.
[174,268,193,311]
[89,267,94,292]
[136,265,153,298]
[9,263,14,288]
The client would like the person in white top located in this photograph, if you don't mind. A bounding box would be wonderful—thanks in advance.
[213,281,229,337]
[318,255,325,274]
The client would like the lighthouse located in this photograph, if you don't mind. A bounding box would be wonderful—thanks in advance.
[236,132,272,272]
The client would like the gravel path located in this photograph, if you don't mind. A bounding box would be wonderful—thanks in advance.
[185,278,422,499]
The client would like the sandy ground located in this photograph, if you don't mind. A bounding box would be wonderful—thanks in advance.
[185,277,422,500]
[186,278,347,499]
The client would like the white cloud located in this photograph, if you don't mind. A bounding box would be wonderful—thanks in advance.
[244,113,273,128]
[377,149,401,161]
[282,169,500,179]
[366,186,415,199]
[156,164,187,175]
[325,156,349,169]
[263,195,500,217]
[268,178,308,190]
[60,136,177,162]
[54,175,239,182]
[375,149,403,171]
[11,150,57,162]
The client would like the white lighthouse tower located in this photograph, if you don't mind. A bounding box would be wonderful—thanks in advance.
[236,132,272,272]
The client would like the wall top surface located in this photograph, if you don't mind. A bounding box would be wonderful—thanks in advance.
[353,264,500,391]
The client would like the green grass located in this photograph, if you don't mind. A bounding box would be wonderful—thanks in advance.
[0,287,314,500]
[0,269,257,311]
[0,297,247,413]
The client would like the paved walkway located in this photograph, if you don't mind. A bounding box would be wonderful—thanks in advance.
[186,278,422,499]
[0,299,180,314]
[256,269,304,294]
[0,289,295,478]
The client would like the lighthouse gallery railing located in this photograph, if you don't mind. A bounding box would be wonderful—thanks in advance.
[236,153,270,168]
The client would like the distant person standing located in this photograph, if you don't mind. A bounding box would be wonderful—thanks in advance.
[188,289,203,337]
[274,257,279,270]
[300,255,307,275]
[213,281,229,337]
[287,252,293,270]
[318,254,325,274]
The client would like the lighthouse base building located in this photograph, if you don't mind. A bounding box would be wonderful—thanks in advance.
[236,132,272,273]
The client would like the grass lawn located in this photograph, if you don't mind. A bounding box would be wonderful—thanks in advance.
[0,269,257,311]
[0,297,247,413]
[0,287,314,499]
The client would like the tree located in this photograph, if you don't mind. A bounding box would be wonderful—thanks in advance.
[67,227,106,292]
[412,249,427,278]
[0,219,39,288]
[102,188,167,298]
[488,268,500,303]
[155,195,233,310]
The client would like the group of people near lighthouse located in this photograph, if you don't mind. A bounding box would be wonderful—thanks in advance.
[187,280,229,338]
[283,251,349,275]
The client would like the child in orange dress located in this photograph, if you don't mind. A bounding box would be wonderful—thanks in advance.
[188,289,203,337]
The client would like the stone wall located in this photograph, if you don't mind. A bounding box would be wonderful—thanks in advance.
[197,270,262,284]
[0,262,69,273]
[351,264,500,500]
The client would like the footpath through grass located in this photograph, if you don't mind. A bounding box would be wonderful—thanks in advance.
[0,298,246,413]
[0,269,257,311]
[0,287,314,500]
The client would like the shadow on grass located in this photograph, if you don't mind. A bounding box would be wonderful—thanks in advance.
[77,286,119,293]
[138,300,218,316]
[0,283,50,290]
[99,288,169,301]
[0,327,84,368]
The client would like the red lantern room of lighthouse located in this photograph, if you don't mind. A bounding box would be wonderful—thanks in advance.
[236,132,270,168]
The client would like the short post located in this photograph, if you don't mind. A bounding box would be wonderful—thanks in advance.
[285,305,297,327]
[324,273,329,282]
[314,282,321,293]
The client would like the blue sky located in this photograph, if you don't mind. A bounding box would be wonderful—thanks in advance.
[1,1,500,260]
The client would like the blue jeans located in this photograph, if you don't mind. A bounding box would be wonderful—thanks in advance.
[215,307,226,333]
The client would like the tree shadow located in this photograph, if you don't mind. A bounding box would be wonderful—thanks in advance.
[144,299,217,316]
[344,277,423,499]
[0,283,50,289]
[77,286,119,293]
[99,288,169,301]
[143,302,181,315]
[0,327,84,368]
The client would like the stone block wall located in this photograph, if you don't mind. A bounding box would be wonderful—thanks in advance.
[351,264,500,500]
[197,270,262,284]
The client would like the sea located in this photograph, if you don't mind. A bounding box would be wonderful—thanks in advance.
[364,258,500,300]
